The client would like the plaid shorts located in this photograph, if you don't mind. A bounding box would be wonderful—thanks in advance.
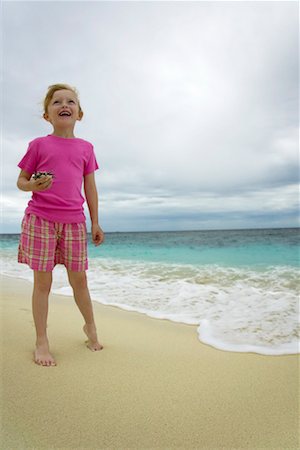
[18,214,88,272]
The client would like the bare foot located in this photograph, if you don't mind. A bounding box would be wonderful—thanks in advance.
[83,324,103,351]
[34,341,56,366]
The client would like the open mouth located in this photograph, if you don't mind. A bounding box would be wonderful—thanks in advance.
[59,111,71,117]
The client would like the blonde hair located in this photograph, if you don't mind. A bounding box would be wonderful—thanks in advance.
[43,84,83,115]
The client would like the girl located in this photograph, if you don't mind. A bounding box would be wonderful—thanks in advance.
[17,84,105,366]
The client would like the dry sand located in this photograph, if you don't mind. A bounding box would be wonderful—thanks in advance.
[1,274,299,449]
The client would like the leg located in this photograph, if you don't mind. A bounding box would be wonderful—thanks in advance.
[67,270,103,351]
[32,271,56,366]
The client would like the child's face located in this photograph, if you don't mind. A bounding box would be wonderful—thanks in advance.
[43,89,83,130]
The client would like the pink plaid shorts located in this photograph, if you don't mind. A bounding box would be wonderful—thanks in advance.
[18,214,88,272]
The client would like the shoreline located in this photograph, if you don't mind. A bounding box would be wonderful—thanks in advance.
[3,270,299,357]
[1,274,299,449]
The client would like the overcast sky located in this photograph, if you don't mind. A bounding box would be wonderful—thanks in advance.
[1,1,299,233]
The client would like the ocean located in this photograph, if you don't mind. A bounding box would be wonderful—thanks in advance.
[1,228,299,355]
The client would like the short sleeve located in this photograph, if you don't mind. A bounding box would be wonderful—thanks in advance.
[18,141,38,174]
[84,145,99,176]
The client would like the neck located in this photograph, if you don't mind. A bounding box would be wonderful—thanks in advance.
[51,127,76,139]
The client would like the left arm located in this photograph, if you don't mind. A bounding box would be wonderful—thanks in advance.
[84,172,104,246]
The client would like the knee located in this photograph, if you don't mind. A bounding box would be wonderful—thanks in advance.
[34,273,52,294]
[68,272,88,291]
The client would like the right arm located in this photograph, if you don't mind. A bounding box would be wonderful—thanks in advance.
[17,170,53,192]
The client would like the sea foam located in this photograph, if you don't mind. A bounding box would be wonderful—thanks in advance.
[1,251,299,355]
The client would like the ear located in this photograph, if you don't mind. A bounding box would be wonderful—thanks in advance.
[77,111,84,121]
[43,112,51,122]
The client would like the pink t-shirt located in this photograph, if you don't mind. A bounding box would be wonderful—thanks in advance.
[18,134,99,223]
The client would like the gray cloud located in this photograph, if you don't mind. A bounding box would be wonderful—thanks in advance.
[1,1,298,232]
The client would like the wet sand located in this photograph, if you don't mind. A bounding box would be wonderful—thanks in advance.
[1,275,299,449]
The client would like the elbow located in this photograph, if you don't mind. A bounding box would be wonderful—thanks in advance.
[17,177,27,191]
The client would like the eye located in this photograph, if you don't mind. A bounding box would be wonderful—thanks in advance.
[53,100,60,104]
[68,100,75,104]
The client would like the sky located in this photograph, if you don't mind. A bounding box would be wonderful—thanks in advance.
[1,0,299,233]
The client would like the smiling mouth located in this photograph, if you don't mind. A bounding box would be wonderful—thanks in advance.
[59,111,71,116]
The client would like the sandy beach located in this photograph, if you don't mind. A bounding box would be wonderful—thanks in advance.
[1,274,299,449]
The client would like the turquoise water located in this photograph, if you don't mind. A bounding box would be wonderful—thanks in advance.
[1,228,299,355]
[88,228,299,267]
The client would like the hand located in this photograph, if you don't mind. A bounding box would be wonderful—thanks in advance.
[91,224,104,246]
[30,174,53,192]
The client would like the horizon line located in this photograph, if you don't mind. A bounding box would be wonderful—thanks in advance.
[0,226,299,235]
